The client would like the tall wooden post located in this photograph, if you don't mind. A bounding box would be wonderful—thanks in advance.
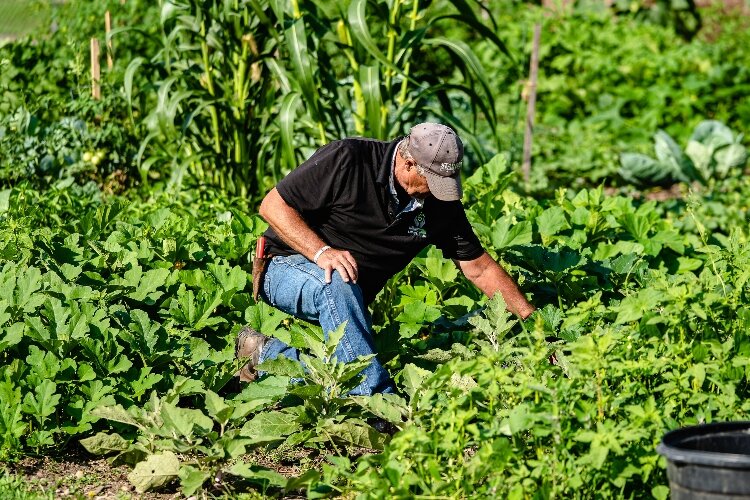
[105,11,113,69]
[90,38,101,100]
[522,23,541,184]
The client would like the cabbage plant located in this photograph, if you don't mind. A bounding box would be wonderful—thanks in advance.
[619,120,747,186]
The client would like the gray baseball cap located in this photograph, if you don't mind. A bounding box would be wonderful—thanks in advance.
[405,123,464,201]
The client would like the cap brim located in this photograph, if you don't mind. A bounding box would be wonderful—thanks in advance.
[423,169,462,201]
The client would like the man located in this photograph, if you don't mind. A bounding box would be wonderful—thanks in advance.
[237,123,535,395]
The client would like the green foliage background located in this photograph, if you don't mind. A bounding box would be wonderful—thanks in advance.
[1,0,750,498]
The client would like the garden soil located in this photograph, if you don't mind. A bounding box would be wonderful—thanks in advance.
[7,444,338,499]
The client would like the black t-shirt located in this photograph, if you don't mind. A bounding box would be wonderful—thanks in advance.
[263,137,484,304]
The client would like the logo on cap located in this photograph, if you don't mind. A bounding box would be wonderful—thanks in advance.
[439,162,461,174]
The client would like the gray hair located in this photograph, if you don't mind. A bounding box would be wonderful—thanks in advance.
[397,137,410,158]
[397,138,426,176]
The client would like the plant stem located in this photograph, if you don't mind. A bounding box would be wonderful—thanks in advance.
[397,0,419,107]
[200,20,222,155]
[384,0,401,97]
[338,21,365,135]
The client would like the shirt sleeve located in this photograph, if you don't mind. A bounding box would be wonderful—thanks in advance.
[430,200,485,261]
[275,140,352,217]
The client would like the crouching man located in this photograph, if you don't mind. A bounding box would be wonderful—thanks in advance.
[237,123,535,395]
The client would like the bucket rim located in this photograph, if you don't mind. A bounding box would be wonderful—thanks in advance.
[657,421,750,469]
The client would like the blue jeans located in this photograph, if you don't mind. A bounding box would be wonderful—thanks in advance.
[258,254,395,396]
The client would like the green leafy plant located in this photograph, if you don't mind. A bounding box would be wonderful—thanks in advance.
[83,321,406,495]
[249,320,407,451]
[0,183,265,460]
[620,120,747,186]
[610,0,702,40]
[685,120,748,179]
[3,149,750,497]
[81,380,291,495]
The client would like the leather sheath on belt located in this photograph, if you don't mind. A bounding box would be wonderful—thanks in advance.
[252,236,270,301]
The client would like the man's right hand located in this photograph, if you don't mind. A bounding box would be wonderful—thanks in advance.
[259,189,359,284]
[316,248,358,284]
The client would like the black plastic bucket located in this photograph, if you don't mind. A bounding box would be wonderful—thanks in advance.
[657,422,750,499]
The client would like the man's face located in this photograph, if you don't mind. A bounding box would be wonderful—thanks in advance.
[398,149,431,199]
[407,167,431,199]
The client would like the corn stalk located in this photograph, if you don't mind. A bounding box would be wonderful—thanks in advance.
[122,0,515,198]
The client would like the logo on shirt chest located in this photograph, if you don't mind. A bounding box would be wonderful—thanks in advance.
[407,212,427,238]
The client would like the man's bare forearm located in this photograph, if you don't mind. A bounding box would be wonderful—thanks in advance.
[258,188,359,283]
[458,252,535,319]
[259,188,326,260]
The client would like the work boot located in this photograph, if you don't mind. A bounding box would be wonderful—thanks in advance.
[235,326,268,382]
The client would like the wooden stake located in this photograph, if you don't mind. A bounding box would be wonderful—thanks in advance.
[90,38,101,100]
[105,11,113,69]
[522,23,541,184]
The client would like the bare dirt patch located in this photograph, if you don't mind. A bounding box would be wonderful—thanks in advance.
[8,446,178,500]
[5,443,368,499]
[604,182,692,202]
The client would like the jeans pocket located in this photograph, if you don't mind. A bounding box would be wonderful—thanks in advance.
[265,254,307,306]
